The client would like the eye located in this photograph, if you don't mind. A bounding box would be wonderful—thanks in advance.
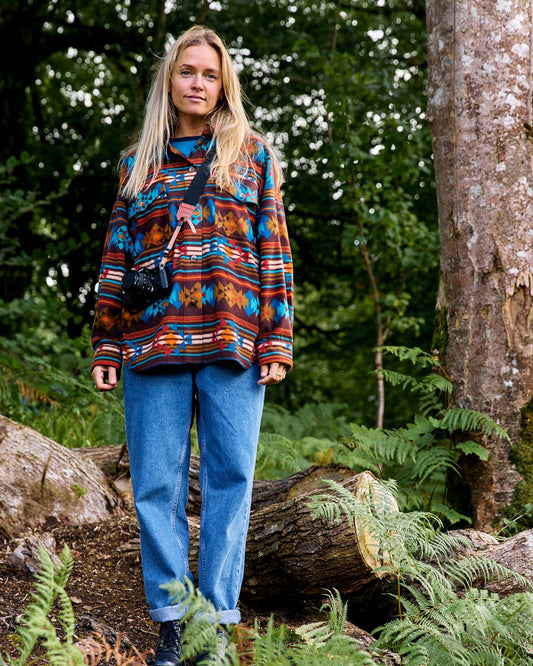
[205,73,218,82]
[179,69,192,78]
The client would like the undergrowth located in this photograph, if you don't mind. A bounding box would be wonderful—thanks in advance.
[4,480,533,665]
[259,347,511,525]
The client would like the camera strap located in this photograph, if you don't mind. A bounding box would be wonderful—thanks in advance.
[161,145,216,266]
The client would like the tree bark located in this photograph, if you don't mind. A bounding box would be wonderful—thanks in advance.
[426,0,533,529]
[451,528,533,596]
[0,416,125,539]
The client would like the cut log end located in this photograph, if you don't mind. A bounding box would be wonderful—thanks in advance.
[353,472,399,577]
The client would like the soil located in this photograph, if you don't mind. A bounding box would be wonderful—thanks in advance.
[0,509,331,665]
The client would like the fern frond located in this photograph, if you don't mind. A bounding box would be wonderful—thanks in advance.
[255,432,305,479]
[251,616,294,666]
[411,446,460,482]
[432,408,511,442]
[377,345,441,368]
[161,579,237,664]
[380,368,452,400]
[295,621,333,648]
[6,544,84,666]
[321,588,349,636]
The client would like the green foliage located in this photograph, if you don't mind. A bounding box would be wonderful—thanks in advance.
[0,0,436,422]
[7,482,533,665]
[0,326,125,449]
[309,480,533,665]
[255,402,351,479]
[161,578,238,664]
[1,544,84,666]
[330,347,510,523]
[163,580,375,664]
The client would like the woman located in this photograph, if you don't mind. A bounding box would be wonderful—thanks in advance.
[91,25,293,666]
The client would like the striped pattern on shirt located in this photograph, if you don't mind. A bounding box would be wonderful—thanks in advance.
[91,131,293,373]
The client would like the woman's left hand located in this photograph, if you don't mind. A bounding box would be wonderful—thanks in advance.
[258,362,289,386]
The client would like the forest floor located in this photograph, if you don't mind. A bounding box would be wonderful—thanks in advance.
[0,509,340,665]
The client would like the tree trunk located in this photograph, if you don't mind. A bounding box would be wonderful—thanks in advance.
[426,0,533,529]
[0,416,125,539]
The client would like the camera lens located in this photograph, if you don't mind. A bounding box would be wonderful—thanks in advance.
[122,271,139,291]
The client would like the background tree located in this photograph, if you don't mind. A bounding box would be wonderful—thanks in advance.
[426,0,533,529]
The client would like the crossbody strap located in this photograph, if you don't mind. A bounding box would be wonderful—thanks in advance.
[161,146,216,266]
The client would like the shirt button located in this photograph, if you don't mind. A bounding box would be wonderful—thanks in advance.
[188,166,196,172]
[191,256,197,261]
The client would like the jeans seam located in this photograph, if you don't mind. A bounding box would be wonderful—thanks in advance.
[197,408,208,592]
[234,488,252,591]
[171,432,191,573]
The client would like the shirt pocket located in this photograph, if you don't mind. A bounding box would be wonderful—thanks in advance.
[215,168,260,242]
[225,166,260,207]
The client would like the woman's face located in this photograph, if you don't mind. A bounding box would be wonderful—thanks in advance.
[170,43,223,131]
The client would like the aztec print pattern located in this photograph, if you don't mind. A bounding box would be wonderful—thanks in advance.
[92,130,293,373]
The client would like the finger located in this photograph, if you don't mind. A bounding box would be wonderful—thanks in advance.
[257,363,286,385]
[106,367,119,388]
[92,366,117,392]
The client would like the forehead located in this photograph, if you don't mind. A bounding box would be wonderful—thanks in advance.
[176,43,221,70]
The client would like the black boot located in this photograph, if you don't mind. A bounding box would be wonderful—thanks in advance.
[195,627,229,664]
[147,620,184,666]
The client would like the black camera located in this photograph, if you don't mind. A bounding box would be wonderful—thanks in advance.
[122,263,172,311]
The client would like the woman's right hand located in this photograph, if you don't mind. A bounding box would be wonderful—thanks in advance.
[92,365,119,392]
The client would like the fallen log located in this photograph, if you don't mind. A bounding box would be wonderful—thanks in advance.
[7,431,397,606]
[8,432,533,614]
[242,470,397,604]
[0,416,125,539]
[450,528,533,596]
[76,444,361,515]
[167,469,399,608]
[75,445,533,606]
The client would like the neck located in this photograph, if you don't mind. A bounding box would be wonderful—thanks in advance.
[175,119,208,138]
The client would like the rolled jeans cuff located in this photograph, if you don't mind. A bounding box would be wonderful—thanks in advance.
[149,605,241,625]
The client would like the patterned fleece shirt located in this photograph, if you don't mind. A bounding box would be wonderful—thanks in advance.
[91,130,293,373]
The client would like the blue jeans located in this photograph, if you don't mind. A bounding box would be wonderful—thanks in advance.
[123,362,265,625]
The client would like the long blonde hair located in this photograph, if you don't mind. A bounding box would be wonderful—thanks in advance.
[121,25,257,199]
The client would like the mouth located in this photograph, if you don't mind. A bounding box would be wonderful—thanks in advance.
[186,95,205,102]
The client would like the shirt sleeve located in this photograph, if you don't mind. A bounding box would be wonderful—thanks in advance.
[255,145,294,369]
[91,175,131,372]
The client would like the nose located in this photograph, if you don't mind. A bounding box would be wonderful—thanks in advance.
[191,73,203,88]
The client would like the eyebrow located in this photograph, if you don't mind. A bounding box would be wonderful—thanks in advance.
[177,63,220,74]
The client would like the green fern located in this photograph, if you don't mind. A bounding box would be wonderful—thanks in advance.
[254,403,351,479]
[250,595,375,665]
[2,544,84,666]
[162,579,377,664]
[308,478,533,664]
[250,616,295,666]
[335,346,510,523]
[0,346,125,449]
